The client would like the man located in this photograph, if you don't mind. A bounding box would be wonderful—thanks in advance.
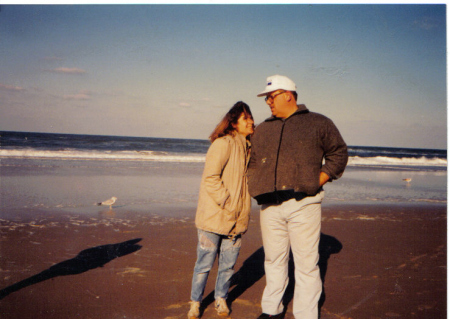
[248,75,348,319]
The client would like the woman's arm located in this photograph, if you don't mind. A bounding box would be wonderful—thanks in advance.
[203,138,232,207]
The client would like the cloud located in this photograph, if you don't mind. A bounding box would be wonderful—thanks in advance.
[47,67,87,74]
[43,56,64,61]
[308,66,349,78]
[63,90,92,100]
[178,97,211,108]
[414,17,439,30]
[0,83,25,92]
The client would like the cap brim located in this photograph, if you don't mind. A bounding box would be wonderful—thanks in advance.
[257,89,276,97]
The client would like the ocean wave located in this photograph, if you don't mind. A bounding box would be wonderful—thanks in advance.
[348,155,447,167]
[0,149,447,167]
[0,149,206,163]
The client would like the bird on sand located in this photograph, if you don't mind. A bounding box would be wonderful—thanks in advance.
[96,196,117,209]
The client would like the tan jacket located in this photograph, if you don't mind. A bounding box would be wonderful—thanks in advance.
[195,133,251,236]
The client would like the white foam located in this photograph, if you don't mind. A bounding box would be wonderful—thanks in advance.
[348,156,447,167]
[0,149,447,167]
[0,149,206,163]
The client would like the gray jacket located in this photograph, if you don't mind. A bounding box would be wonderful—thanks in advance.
[248,104,348,204]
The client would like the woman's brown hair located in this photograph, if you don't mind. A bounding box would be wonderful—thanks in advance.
[209,101,253,143]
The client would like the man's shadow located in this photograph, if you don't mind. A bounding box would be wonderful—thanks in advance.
[0,238,142,300]
[202,233,342,318]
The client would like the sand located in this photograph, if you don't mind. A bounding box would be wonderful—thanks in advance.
[0,203,446,319]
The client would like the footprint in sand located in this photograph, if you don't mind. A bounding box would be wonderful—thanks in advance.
[410,254,427,262]
[390,279,404,295]
[116,267,146,277]
[418,302,437,311]
[165,303,184,310]
[233,299,256,307]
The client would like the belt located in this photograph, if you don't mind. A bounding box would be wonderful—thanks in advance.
[255,190,309,205]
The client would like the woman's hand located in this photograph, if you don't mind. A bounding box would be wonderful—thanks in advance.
[319,172,330,187]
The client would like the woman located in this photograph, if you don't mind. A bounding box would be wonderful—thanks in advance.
[188,101,254,319]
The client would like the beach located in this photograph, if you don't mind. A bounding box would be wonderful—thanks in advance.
[0,158,446,319]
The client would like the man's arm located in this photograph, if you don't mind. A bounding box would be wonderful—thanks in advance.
[321,118,349,181]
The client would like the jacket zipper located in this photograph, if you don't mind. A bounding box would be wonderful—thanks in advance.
[273,120,286,192]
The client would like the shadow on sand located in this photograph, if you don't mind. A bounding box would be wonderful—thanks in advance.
[202,233,342,318]
[0,238,142,300]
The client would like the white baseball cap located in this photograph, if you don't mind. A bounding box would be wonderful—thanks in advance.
[257,75,297,97]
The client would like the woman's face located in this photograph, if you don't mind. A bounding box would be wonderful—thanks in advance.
[233,112,254,137]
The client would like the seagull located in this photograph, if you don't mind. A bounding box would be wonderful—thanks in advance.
[402,178,412,183]
[96,197,117,209]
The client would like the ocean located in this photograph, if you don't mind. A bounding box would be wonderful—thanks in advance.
[0,131,447,169]
[0,131,447,210]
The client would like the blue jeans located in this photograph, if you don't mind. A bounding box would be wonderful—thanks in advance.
[190,229,241,302]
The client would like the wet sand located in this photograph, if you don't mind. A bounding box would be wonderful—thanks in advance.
[0,203,446,319]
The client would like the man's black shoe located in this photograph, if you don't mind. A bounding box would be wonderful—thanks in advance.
[257,313,283,318]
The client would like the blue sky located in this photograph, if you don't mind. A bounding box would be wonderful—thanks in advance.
[0,4,446,149]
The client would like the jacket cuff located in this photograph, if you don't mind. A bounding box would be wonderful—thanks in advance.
[321,167,336,181]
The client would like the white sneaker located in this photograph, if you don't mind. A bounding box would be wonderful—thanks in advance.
[215,297,230,316]
[187,301,200,319]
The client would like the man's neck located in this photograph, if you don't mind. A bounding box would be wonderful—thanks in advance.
[279,105,299,119]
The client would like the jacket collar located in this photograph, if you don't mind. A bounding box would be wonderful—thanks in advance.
[265,104,309,122]
[232,131,250,146]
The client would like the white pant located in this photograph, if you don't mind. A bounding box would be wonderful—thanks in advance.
[260,191,324,319]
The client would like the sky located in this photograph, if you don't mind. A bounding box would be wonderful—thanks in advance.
[0,4,447,149]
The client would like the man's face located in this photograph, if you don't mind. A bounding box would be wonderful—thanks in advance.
[265,90,288,118]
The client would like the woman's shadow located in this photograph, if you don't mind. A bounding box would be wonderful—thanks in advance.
[0,238,142,300]
[202,233,342,318]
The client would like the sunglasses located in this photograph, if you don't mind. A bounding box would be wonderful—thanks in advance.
[265,91,286,102]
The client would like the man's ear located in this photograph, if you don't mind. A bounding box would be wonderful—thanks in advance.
[285,92,292,102]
